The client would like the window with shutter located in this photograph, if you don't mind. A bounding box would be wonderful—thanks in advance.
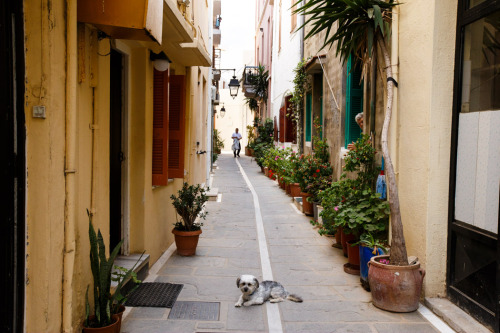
[168,75,186,179]
[279,106,285,143]
[344,54,363,148]
[152,69,169,186]
[305,92,312,142]
[273,116,278,142]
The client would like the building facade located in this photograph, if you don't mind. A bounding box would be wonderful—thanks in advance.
[1,0,213,331]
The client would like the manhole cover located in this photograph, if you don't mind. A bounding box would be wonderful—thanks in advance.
[168,301,220,321]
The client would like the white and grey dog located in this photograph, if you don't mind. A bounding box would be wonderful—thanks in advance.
[235,274,303,307]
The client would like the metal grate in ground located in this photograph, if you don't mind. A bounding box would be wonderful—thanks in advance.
[124,282,183,308]
[168,301,220,321]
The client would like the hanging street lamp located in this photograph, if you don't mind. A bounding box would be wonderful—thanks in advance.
[220,104,226,118]
[228,76,240,99]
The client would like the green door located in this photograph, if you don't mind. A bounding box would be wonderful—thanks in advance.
[344,54,363,148]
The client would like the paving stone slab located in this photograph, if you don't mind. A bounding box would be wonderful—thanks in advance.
[284,322,373,333]
[121,319,196,333]
[374,323,440,333]
[226,304,267,331]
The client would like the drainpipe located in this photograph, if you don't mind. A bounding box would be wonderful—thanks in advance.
[370,57,377,135]
[62,0,77,331]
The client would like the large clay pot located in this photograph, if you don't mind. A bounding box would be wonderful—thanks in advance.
[290,183,301,197]
[172,228,202,256]
[368,255,426,312]
[245,147,251,156]
[341,229,357,257]
[279,177,286,190]
[114,305,126,332]
[249,148,254,156]
[285,182,291,195]
[360,245,384,290]
[300,192,313,216]
[82,314,120,333]
[264,167,269,176]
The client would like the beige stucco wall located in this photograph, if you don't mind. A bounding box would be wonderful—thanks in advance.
[302,0,457,299]
[395,0,456,297]
[24,1,67,331]
[23,1,211,331]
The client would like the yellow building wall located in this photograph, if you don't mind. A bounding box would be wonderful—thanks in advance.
[23,1,211,331]
[395,0,457,297]
[24,0,66,331]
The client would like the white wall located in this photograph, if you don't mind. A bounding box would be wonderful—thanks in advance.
[270,0,302,125]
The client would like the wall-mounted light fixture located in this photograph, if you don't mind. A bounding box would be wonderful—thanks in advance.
[228,76,240,99]
[150,51,171,72]
[220,104,226,118]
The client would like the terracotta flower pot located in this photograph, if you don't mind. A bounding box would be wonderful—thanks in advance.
[368,255,425,312]
[333,227,342,248]
[300,192,313,216]
[114,305,126,332]
[279,177,286,190]
[172,228,202,256]
[290,183,301,197]
[264,167,269,176]
[82,314,120,333]
[249,148,254,156]
[343,240,360,275]
[285,182,291,195]
[341,229,357,257]
[245,147,251,156]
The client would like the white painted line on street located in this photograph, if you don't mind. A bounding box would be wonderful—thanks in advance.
[235,158,284,333]
[418,304,456,333]
[217,193,222,202]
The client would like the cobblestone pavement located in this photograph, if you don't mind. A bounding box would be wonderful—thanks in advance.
[121,154,444,333]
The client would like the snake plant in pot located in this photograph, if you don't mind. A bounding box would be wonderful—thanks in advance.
[170,182,208,256]
[83,210,122,332]
[296,0,425,312]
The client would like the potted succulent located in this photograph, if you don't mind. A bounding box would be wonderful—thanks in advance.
[83,210,122,332]
[170,182,208,256]
[357,233,387,291]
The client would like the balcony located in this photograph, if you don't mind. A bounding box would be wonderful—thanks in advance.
[242,66,259,98]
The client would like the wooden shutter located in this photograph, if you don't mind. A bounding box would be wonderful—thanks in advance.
[279,106,285,143]
[284,95,296,143]
[344,54,363,148]
[152,69,169,186]
[273,116,278,142]
[168,75,186,178]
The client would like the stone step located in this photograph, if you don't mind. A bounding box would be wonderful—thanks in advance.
[111,253,150,293]
[206,187,218,201]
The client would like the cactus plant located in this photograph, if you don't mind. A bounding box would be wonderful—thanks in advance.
[85,209,123,328]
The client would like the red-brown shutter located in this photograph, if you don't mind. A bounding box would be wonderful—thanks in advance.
[273,116,278,142]
[285,95,296,143]
[152,69,169,186]
[168,75,186,178]
[279,106,285,143]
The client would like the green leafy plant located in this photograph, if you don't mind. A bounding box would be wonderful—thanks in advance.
[249,64,270,105]
[290,59,310,153]
[357,232,388,254]
[246,125,256,148]
[295,0,407,265]
[85,209,123,328]
[245,97,259,112]
[110,252,145,315]
[170,182,208,231]
[213,129,224,153]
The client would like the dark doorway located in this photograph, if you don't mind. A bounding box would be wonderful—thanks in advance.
[0,0,25,331]
[110,49,123,251]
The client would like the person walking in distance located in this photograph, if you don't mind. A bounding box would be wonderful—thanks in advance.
[232,128,242,157]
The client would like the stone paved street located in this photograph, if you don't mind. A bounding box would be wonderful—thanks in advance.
[121,155,448,333]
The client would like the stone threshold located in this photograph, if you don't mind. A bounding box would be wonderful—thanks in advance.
[425,297,492,333]
[111,253,150,293]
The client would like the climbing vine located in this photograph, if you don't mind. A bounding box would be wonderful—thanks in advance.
[289,58,310,153]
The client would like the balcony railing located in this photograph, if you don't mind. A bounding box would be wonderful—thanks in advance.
[242,66,259,98]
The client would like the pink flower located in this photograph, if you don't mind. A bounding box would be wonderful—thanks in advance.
[275,156,278,161]
[334,206,339,211]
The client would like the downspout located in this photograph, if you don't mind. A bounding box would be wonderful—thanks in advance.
[62,0,77,331]
[370,57,377,135]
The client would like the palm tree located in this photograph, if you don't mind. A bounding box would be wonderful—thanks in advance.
[295,0,408,266]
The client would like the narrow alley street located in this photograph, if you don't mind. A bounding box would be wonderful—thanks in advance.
[121,154,446,333]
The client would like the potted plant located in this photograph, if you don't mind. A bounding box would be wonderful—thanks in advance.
[357,233,387,291]
[213,129,224,155]
[245,125,256,156]
[83,210,122,332]
[297,0,423,312]
[170,182,208,256]
[110,252,144,330]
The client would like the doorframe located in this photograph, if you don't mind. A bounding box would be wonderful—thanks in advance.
[447,1,500,331]
[113,41,131,255]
